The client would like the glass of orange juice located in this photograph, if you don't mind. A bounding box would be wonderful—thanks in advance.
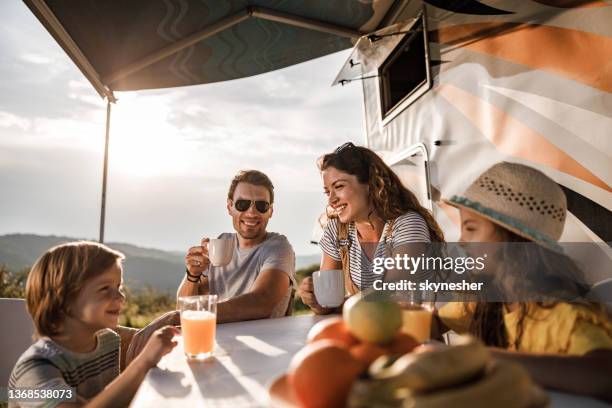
[398,297,433,343]
[178,295,218,360]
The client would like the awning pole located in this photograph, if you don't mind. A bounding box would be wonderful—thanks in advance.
[99,98,112,243]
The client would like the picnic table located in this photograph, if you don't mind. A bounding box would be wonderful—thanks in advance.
[130,315,610,407]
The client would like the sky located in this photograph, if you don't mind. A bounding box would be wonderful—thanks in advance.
[0,1,364,256]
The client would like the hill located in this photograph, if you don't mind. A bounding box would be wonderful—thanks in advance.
[0,234,319,291]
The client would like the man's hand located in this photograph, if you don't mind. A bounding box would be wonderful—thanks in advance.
[185,238,210,278]
[298,276,334,315]
[134,326,179,370]
[126,310,180,365]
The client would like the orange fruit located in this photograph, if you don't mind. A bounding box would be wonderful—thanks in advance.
[307,317,358,348]
[288,340,363,408]
[349,342,388,371]
[385,332,420,355]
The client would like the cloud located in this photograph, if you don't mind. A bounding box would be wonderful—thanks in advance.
[19,53,52,65]
[0,111,30,130]
[68,79,107,107]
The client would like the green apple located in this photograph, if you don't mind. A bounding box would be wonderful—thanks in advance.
[343,293,402,345]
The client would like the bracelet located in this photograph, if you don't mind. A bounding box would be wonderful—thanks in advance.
[186,274,200,283]
[185,268,204,283]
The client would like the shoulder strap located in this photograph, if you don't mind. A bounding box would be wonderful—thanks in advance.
[338,218,397,296]
[383,218,396,245]
[337,222,359,296]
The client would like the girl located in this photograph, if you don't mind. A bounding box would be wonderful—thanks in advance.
[437,161,612,401]
[299,142,444,313]
[8,241,178,407]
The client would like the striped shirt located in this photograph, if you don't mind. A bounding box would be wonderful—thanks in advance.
[319,212,431,289]
[8,329,120,407]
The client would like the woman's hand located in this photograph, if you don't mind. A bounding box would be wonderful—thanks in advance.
[298,276,335,315]
[135,326,179,370]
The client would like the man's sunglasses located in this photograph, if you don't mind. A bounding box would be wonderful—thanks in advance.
[233,199,271,213]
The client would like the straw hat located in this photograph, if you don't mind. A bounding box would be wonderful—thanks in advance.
[443,162,566,251]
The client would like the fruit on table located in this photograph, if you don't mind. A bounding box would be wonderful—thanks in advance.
[404,360,549,408]
[385,332,419,355]
[350,342,388,371]
[343,294,402,345]
[370,335,489,393]
[307,317,358,348]
[288,339,363,408]
[349,332,419,371]
[348,336,547,408]
[348,377,405,408]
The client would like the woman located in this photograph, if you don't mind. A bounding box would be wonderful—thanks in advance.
[299,142,444,314]
[436,161,612,401]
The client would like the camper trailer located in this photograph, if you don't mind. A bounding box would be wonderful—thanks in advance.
[335,0,610,242]
[331,0,611,287]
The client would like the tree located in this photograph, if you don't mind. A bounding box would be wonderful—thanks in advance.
[0,265,28,298]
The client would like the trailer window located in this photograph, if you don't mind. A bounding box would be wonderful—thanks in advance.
[379,15,430,122]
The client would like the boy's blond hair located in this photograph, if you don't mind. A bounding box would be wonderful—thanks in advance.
[26,241,125,337]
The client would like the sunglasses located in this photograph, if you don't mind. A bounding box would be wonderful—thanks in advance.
[233,199,271,213]
[334,141,355,154]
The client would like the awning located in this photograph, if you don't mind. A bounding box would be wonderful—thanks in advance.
[24,0,398,99]
[22,0,399,244]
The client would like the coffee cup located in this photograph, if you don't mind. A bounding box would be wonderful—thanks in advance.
[313,269,344,308]
[208,238,233,267]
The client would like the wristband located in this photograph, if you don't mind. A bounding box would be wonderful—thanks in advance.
[185,268,204,283]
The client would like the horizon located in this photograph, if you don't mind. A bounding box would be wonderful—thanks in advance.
[0,232,323,258]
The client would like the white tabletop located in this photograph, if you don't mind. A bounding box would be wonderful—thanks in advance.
[130,315,610,408]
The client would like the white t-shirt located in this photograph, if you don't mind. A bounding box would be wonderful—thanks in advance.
[318,212,431,289]
[207,232,296,318]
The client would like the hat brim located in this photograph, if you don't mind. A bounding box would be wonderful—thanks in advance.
[442,196,563,253]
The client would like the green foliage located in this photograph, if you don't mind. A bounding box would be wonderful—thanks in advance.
[291,263,319,315]
[0,262,321,325]
[0,265,174,329]
[119,286,175,328]
[0,264,28,298]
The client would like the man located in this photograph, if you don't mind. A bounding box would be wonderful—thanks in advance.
[180,169,296,322]
[126,170,295,362]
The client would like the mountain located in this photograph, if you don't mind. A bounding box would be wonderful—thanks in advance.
[0,234,320,292]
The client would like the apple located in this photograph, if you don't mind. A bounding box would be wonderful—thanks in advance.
[343,293,402,345]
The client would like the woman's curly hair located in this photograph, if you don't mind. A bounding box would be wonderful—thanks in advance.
[318,142,444,242]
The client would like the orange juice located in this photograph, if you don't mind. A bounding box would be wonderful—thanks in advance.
[181,310,216,358]
[400,304,432,343]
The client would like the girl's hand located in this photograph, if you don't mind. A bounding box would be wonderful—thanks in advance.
[137,326,179,369]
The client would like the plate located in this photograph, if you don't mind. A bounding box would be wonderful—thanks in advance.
[269,374,299,408]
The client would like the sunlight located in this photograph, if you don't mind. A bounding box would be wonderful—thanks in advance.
[108,93,190,178]
[235,336,287,357]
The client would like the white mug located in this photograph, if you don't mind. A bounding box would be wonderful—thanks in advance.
[208,238,233,267]
[313,269,345,308]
